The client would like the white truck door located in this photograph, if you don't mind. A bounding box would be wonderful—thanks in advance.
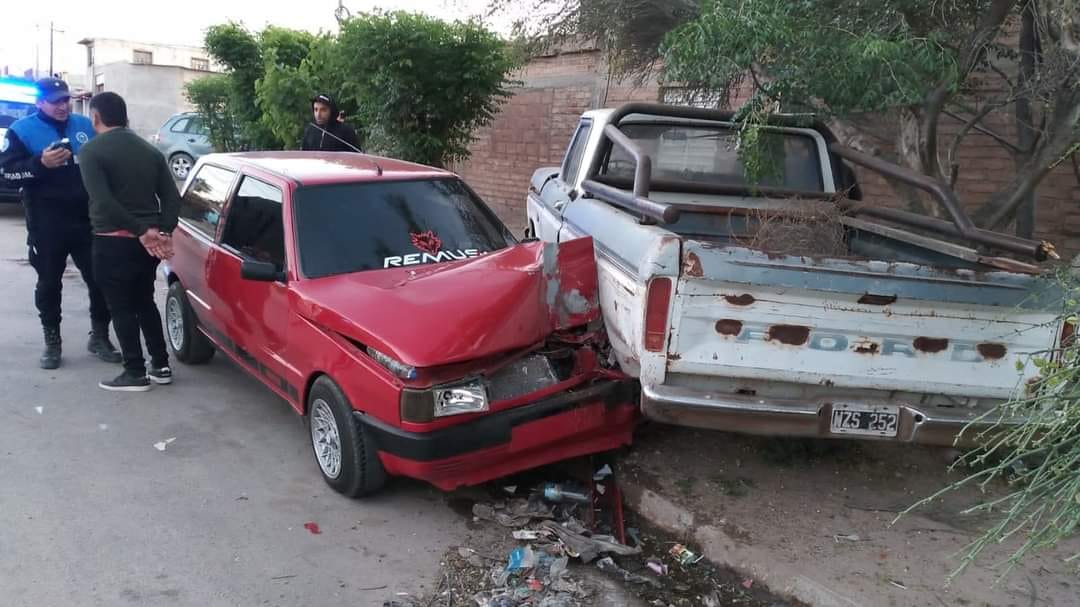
[527,118,594,243]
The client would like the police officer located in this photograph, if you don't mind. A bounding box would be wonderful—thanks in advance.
[0,78,121,369]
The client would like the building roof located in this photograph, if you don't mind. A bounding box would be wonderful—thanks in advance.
[208,151,453,186]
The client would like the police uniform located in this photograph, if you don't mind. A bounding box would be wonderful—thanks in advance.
[0,78,119,368]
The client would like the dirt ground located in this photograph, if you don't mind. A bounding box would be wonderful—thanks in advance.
[617,424,1078,607]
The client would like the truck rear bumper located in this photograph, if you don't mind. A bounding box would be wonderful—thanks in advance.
[642,383,1009,447]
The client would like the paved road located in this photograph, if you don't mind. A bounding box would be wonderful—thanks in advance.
[0,205,466,606]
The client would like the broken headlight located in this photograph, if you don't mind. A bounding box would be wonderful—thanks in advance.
[434,381,489,418]
[366,346,418,380]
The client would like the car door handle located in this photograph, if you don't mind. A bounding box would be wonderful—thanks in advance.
[187,138,196,142]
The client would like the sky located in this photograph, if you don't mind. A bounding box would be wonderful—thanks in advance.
[0,0,519,79]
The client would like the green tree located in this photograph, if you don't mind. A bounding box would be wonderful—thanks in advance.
[197,14,516,165]
[184,74,241,152]
[660,0,1079,231]
[333,12,517,166]
[256,34,346,149]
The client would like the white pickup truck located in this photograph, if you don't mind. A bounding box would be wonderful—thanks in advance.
[527,103,1065,446]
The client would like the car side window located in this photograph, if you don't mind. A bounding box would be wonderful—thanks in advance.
[180,165,235,238]
[221,177,286,268]
[561,118,593,186]
[170,118,191,133]
[188,118,209,136]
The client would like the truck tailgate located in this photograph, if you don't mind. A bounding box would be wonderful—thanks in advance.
[668,242,1062,400]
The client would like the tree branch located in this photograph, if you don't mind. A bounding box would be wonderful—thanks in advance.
[921,0,1017,181]
[949,103,998,187]
[922,85,951,178]
[943,110,1024,154]
[976,85,1080,229]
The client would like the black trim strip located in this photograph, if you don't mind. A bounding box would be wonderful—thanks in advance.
[355,380,636,462]
[202,323,299,400]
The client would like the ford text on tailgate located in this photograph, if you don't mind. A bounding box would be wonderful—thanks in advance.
[527,103,1064,446]
[163,152,636,497]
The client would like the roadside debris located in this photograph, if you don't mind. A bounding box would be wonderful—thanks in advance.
[540,519,640,563]
[669,544,704,566]
[98,423,108,431]
[303,521,322,535]
[393,459,791,607]
[542,483,591,504]
[473,499,555,528]
[833,533,861,543]
[153,437,176,451]
[34,406,43,415]
[596,556,662,589]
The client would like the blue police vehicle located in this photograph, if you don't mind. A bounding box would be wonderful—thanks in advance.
[0,78,38,202]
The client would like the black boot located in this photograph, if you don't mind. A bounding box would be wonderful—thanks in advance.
[40,326,61,370]
[88,321,122,364]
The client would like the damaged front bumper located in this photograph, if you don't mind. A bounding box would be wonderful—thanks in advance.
[356,380,639,491]
[642,383,1011,447]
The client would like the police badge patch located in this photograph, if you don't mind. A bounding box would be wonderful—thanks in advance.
[75,132,89,144]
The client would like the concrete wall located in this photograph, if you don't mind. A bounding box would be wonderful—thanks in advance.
[81,38,219,103]
[98,63,202,138]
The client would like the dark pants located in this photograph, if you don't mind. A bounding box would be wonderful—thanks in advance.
[28,226,111,329]
[92,236,168,373]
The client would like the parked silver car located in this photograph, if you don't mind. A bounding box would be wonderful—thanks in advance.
[151,112,212,180]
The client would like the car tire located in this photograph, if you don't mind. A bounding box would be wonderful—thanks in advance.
[165,281,215,364]
[169,153,194,180]
[307,376,387,498]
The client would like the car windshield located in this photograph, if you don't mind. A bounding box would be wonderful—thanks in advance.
[294,177,515,278]
[604,123,824,192]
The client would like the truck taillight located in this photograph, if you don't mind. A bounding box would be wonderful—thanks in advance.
[1049,318,1075,364]
[644,277,672,352]
[1059,318,1075,349]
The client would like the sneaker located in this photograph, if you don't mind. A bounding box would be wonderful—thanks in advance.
[99,371,152,392]
[148,366,173,385]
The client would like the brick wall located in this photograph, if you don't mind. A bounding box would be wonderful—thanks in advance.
[457,47,1079,257]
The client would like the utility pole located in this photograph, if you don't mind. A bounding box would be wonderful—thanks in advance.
[48,22,65,77]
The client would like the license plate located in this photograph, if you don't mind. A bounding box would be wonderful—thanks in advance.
[830,403,899,437]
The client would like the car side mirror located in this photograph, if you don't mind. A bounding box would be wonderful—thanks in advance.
[240,260,285,283]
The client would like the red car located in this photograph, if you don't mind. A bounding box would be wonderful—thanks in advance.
[162,152,637,496]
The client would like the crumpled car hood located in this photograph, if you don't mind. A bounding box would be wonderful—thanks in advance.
[292,238,599,368]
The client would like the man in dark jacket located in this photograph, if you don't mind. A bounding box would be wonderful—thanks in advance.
[79,92,181,392]
[300,93,363,152]
[0,77,121,369]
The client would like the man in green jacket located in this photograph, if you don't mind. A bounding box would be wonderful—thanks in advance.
[79,92,181,392]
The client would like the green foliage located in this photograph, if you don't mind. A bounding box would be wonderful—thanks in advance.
[660,0,968,116]
[184,74,242,152]
[334,12,518,166]
[903,270,1080,579]
[196,14,516,165]
[202,23,278,150]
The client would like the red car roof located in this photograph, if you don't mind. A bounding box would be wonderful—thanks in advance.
[210,151,454,186]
